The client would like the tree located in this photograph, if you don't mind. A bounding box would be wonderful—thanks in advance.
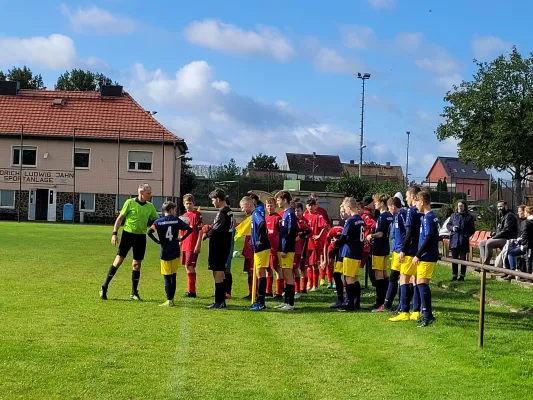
[437,47,533,204]
[326,172,369,199]
[442,178,448,192]
[436,179,443,192]
[0,66,45,89]
[366,181,406,198]
[247,153,279,170]
[180,156,198,203]
[55,69,116,91]
[215,158,241,182]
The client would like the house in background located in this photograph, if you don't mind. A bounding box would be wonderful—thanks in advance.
[281,153,344,180]
[424,157,490,201]
[343,160,404,184]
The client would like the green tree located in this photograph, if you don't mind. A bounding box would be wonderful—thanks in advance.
[247,153,279,170]
[442,178,448,192]
[326,172,369,199]
[215,158,241,182]
[55,69,116,91]
[0,66,45,89]
[180,156,198,201]
[437,47,533,204]
[366,181,406,198]
[436,179,443,192]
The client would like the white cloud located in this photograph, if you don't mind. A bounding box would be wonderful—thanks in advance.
[439,138,459,155]
[312,47,361,74]
[212,80,230,94]
[60,4,137,35]
[368,0,397,11]
[472,34,513,60]
[184,19,294,62]
[415,49,460,75]
[0,34,78,69]
[393,32,424,53]
[340,25,376,49]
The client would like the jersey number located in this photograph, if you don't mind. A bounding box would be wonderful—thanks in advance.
[360,228,365,242]
[166,226,173,240]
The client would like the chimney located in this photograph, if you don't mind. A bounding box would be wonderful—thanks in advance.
[0,81,20,96]
[385,161,391,168]
[349,160,355,165]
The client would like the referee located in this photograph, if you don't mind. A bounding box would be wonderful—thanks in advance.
[99,183,160,301]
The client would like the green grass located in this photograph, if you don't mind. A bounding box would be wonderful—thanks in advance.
[1,222,533,399]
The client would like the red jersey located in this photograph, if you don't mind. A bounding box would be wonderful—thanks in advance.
[242,235,253,259]
[296,217,312,255]
[180,210,203,252]
[305,212,328,250]
[326,226,344,252]
[266,213,282,253]
[304,206,330,225]
[361,208,377,253]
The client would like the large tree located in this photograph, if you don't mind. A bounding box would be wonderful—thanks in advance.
[215,158,241,182]
[437,47,533,204]
[180,156,198,199]
[0,66,45,89]
[55,69,116,91]
[247,153,279,170]
[326,172,369,199]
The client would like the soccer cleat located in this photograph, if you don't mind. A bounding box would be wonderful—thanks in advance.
[332,284,336,290]
[130,292,142,301]
[294,292,301,299]
[458,276,465,282]
[243,294,252,300]
[274,303,287,309]
[184,292,197,298]
[327,283,333,289]
[250,303,266,311]
[205,302,225,309]
[159,300,174,307]
[451,277,457,282]
[410,311,421,321]
[225,294,232,300]
[320,279,327,286]
[310,287,318,292]
[99,286,107,300]
[281,305,295,311]
[301,289,308,294]
[273,294,284,301]
[417,316,436,328]
[389,312,410,322]
[330,301,344,309]
[265,293,274,297]
[372,305,386,313]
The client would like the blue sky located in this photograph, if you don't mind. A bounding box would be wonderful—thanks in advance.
[0,0,525,180]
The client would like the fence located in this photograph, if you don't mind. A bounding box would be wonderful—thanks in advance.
[0,126,179,224]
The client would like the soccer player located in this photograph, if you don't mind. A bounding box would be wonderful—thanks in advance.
[389,185,423,322]
[240,196,271,311]
[305,198,328,291]
[242,234,254,299]
[304,193,331,225]
[325,222,343,289]
[275,191,298,310]
[294,202,312,294]
[100,183,159,301]
[330,204,347,309]
[367,193,394,312]
[383,196,407,311]
[334,197,364,311]
[360,197,377,287]
[412,191,438,327]
[265,197,283,299]
[181,194,203,298]
[204,189,234,309]
[148,201,192,306]
[224,198,237,299]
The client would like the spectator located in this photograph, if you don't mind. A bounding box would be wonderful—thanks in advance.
[447,201,475,281]
[478,201,518,265]
[518,206,533,274]
[505,205,527,279]
[439,207,454,240]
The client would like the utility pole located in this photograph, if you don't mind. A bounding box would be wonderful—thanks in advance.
[356,72,371,179]
[406,131,411,186]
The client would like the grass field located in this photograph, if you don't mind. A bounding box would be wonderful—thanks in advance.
[1,222,533,399]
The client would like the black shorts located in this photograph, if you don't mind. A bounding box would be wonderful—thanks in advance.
[117,231,147,261]
[208,259,226,272]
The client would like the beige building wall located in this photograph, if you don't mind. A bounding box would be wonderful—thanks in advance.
[0,137,182,197]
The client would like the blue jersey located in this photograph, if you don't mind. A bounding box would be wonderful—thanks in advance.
[152,215,190,261]
[418,211,440,262]
[373,211,393,256]
[392,209,408,253]
[340,215,365,260]
[279,208,297,253]
[405,206,422,256]
[251,203,270,253]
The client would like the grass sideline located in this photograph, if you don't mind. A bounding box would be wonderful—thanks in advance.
[1,222,532,400]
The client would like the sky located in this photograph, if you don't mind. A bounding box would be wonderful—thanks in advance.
[0,0,525,181]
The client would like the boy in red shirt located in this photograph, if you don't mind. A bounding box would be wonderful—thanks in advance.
[180,194,203,298]
[305,198,328,291]
[265,197,283,299]
[294,202,312,296]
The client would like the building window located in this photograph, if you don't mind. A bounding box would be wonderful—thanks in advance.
[116,194,134,212]
[461,168,466,173]
[0,190,15,208]
[128,151,153,172]
[452,168,457,173]
[79,193,95,212]
[467,189,472,196]
[472,169,477,174]
[12,146,37,167]
[152,196,164,213]
[74,148,91,169]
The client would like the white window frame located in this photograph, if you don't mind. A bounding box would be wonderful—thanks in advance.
[73,148,91,170]
[116,194,134,213]
[127,150,153,173]
[11,145,38,168]
[0,190,16,209]
[467,189,472,196]
[79,193,95,212]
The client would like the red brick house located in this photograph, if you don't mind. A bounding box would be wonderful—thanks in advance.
[425,157,489,201]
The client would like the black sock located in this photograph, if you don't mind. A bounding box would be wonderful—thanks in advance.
[164,275,172,300]
[354,281,361,309]
[375,279,384,307]
[286,284,295,306]
[103,265,118,288]
[346,283,355,310]
[225,272,233,295]
[384,270,400,309]
[258,277,267,306]
[170,273,177,300]
[406,283,414,311]
[215,282,225,304]
[334,272,344,301]
[132,270,140,295]
[382,277,389,305]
